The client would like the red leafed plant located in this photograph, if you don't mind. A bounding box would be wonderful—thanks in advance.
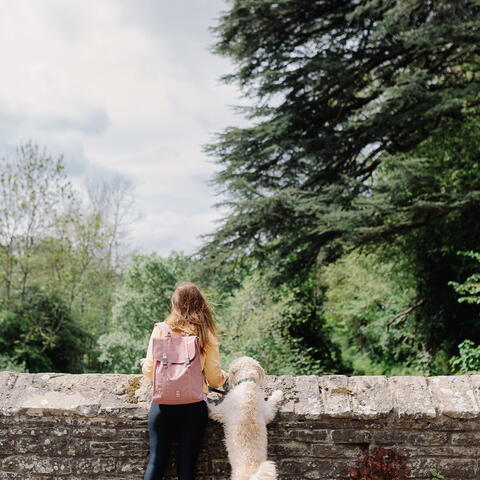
[346,446,412,480]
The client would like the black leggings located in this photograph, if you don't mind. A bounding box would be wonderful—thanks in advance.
[143,400,208,480]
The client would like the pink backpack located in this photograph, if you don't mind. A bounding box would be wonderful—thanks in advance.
[151,321,204,404]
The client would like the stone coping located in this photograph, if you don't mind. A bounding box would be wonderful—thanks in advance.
[1,372,480,421]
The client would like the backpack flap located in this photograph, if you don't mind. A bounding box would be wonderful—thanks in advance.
[152,335,197,364]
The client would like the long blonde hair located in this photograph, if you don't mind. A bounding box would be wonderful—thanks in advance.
[165,282,217,354]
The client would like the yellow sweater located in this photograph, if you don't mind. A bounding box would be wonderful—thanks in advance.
[141,322,227,394]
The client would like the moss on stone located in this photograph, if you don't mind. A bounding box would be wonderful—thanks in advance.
[125,376,142,404]
[331,386,354,395]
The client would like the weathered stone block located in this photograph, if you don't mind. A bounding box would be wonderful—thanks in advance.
[331,428,373,444]
[348,375,393,419]
[389,375,436,419]
[428,376,479,419]
[2,455,73,474]
[372,430,448,446]
[408,457,477,478]
[451,431,480,445]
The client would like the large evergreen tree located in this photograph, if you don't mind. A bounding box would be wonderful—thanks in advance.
[201,0,480,280]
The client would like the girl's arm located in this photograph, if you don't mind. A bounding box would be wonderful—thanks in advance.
[203,332,228,388]
[141,325,160,381]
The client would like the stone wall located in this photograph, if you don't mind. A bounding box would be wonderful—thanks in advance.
[1,372,480,479]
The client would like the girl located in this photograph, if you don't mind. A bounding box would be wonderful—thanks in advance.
[141,282,227,480]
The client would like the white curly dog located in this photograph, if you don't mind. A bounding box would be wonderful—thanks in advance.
[207,356,284,480]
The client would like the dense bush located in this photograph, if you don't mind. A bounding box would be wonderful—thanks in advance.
[217,271,342,375]
[322,250,425,375]
[0,286,90,373]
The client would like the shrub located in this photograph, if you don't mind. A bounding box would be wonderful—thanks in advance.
[0,286,90,373]
[449,339,480,374]
[346,446,411,480]
[449,251,480,305]
[0,354,27,372]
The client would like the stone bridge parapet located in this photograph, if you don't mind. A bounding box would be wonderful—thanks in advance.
[1,372,480,479]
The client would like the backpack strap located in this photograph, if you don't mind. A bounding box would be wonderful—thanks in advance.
[155,321,191,337]
[154,322,171,366]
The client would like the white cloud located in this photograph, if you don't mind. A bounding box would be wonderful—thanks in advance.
[133,209,224,256]
[0,0,245,256]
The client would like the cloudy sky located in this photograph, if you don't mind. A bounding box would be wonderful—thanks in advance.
[0,0,245,255]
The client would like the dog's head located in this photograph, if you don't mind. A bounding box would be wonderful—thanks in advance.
[227,356,265,388]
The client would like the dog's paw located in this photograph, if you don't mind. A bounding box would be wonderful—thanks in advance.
[206,402,224,422]
[271,389,284,403]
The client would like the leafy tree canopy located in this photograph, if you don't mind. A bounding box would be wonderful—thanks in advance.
[201,0,480,280]
[217,269,343,374]
[97,252,193,373]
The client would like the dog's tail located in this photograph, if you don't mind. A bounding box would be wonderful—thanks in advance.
[250,460,277,480]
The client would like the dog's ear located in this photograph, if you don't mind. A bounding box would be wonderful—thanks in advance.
[227,373,235,389]
[227,361,239,387]
[257,363,266,384]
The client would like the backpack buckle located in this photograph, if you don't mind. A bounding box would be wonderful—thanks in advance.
[185,357,191,365]
[162,357,168,365]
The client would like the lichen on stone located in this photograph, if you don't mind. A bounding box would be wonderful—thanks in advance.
[331,387,354,395]
[124,376,142,404]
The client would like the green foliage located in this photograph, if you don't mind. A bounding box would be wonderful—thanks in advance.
[2,3,480,379]
[399,210,480,367]
[217,270,342,375]
[204,93,480,374]
[97,331,147,375]
[380,119,480,368]
[0,141,135,372]
[218,273,313,374]
[97,252,193,373]
[322,250,428,375]
[112,252,192,335]
[449,340,480,374]
[0,286,91,373]
[0,353,27,372]
[202,0,480,280]
[0,141,74,306]
[449,251,480,304]
[197,1,480,376]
